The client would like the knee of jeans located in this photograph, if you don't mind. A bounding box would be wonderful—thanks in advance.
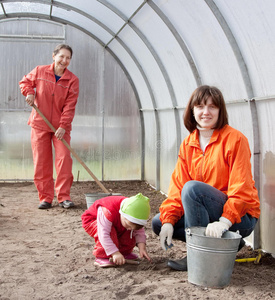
[152,214,162,235]
[182,180,198,192]
[181,180,199,202]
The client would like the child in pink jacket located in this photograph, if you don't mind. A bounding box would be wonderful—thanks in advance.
[81,193,151,268]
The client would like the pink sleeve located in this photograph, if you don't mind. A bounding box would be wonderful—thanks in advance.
[133,227,146,244]
[97,206,119,256]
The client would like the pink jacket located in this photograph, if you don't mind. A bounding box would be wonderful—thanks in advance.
[19,63,79,132]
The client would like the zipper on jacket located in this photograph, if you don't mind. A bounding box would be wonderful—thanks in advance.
[50,79,56,125]
[200,152,205,182]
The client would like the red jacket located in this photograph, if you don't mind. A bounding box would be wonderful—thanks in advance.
[159,125,260,225]
[19,63,79,132]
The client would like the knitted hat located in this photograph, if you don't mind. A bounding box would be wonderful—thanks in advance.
[119,193,150,226]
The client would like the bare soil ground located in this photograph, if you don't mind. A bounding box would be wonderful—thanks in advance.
[0,181,274,300]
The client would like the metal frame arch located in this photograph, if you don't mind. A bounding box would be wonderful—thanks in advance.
[204,0,254,99]
[147,0,202,88]
[0,0,116,40]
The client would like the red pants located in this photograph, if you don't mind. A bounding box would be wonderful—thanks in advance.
[84,221,136,258]
[31,128,73,203]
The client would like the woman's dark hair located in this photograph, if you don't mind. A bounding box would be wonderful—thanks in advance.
[53,44,73,58]
[183,85,228,133]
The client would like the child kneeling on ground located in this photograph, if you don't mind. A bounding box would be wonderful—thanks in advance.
[81,193,151,268]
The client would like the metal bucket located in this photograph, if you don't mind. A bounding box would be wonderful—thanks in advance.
[85,193,121,209]
[185,226,241,288]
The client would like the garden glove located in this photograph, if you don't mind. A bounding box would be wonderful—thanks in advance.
[205,217,232,238]
[159,223,174,251]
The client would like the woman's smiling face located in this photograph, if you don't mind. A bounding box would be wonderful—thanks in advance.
[53,48,71,75]
[193,96,220,129]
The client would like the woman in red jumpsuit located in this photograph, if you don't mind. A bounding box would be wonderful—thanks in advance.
[19,44,79,209]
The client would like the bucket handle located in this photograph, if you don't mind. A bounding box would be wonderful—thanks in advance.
[186,227,241,238]
[186,228,192,236]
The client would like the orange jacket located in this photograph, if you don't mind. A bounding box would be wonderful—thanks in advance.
[159,125,260,226]
[19,63,79,132]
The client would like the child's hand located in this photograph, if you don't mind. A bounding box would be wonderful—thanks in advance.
[137,242,152,262]
[111,251,125,265]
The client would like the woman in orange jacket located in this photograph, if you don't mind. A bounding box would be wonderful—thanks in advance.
[152,85,260,271]
[19,44,79,209]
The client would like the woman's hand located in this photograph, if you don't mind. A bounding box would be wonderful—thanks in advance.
[111,251,125,265]
[25,94,35,106]
[205,217,232,238]
[159,223,174,251]
[55,127,66,140]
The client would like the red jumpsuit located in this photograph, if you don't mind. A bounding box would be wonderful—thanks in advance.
[19,63,79,203]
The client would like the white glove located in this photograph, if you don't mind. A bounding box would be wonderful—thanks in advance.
[159,223,174,251]
[205,217,232,238]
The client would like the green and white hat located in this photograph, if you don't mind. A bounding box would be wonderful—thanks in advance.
[119,193,150,226]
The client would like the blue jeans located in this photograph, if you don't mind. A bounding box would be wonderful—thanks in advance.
[152,180,257,242]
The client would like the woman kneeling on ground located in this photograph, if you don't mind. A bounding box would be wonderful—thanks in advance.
[152,85,260,271]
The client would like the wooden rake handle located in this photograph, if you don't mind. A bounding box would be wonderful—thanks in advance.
[109,258,140,265]
[32,104,109,194]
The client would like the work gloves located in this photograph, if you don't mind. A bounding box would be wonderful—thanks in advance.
[159,222,174,251]
[159,217,232,249]
[205,217,232,238]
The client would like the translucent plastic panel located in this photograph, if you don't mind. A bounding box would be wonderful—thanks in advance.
[142,111,157,187]
[0,111,33,180]
[67,26,105,181]
[67,26,141,181]
[0,38,61,111]
[155,0,248,101]
[3,2,50,14]
[226,102,254,147]
[132,4,198,108]
[118,25,171,108]
[103,55,141,180]
[256,99,275,255]
[108,39,154,110]
[51,6,112,44]
[103,0,144,19]
[216,0,275,97]
[159,110,179,193]
[176,108,189,141]
[0,19,64,38]
[57,0,124,33]
[65,27,107,116]
[70,115,103,181]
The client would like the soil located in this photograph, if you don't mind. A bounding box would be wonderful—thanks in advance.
[0,180,274,300]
